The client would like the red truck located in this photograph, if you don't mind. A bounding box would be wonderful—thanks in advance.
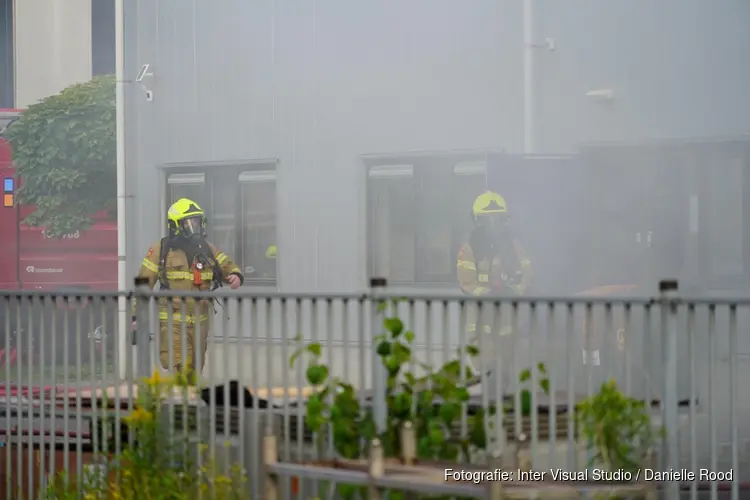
[0,109,117,291]
[0,109,117,370]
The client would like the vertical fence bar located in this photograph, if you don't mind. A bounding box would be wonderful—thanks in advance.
[134,277,151,378]
[75,297,84,492]
[565,302,575,470]
[25,296,34,499]
[38,296,47,494]
[687,303,697,500]
[623,303,632,396]
[370,278,387,435]
[659,279,679,500]
[61,300,70,480]
[528,301,538,469]
[708,304,717,500]
[3,295,10,500]
[546,301,556,470]
[729,304,738,500]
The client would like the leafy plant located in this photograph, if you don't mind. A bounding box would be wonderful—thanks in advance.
[290,300,496,499]
[6,74,116,237]
[576,378,659,474]
[44,369,248,499]
[516,363,550,416]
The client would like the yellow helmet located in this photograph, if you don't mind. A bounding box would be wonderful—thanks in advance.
[472,191,508,216]
[167,198,206,237]
[265,244,277,259]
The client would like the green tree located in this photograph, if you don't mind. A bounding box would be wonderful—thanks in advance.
[6,74,116,237]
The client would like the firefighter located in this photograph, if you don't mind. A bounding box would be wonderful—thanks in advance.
[133,198,243,376]
[457,191,532,377]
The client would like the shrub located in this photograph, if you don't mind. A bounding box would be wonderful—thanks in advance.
[6,75,116,237]
[576,378,661,473]
[44,370,248,499]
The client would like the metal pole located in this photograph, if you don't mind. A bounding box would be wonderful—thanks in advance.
[370,277,388,435]
[659,279,679,500]
[523,0,536,154]
[115,0,129,380]
[134,277,152,378]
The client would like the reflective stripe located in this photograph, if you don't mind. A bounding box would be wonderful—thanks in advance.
[467,324,511,335]
[472,287,489,296]
[165,271,213,281]
[141,259,159,273]
[216,253,228,264]
[521,258,532,267]
[477,274,489,283]
[498,325,513,336]
[229,267,241,275]
[158,311,210,324]
[457,260,476,271]
[467,324,493,334]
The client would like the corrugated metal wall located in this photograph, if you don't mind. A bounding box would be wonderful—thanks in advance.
[124,0,750,293]
[124,0,520,293]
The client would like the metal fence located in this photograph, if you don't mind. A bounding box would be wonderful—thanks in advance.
[0,280,746,499]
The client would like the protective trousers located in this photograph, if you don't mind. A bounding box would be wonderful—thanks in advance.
[464,303,515,389]
[159,319,209,376]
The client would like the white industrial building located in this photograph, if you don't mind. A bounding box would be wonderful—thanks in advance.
[3,1,749,295]
[5,3,750,473]
[120,0,750,295]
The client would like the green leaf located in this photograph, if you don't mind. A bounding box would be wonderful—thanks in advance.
[455,387,470,402]
[289,348,303,368]
[307,343,322,358]
[376,341,392,357]
[519,368,532,383]
[439,403,460,425]
[385,356,401,377]
[540,378,550,395]
[384,317,404,338]
[306,365,329,385]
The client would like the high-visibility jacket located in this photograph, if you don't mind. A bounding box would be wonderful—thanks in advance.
[134,240,243,323]
[456,239,532,335]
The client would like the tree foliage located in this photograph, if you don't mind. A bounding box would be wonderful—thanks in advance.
[6,74,116,237]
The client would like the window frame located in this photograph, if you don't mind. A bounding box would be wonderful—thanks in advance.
[363,150,495,287]
[693,138,750,290]
[159,159,279,288]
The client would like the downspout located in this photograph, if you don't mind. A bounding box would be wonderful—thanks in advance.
[115,0,129,380]
[523,0,535,154]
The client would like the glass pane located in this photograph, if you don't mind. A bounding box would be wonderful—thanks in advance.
[416,167,454,280]
[241,178,277,281]
[453,167,487,254]
[708,155,744,276]
[168,183,206,209]
[415,163,486,282]
[210,174,237,262]
[368,169,415,282]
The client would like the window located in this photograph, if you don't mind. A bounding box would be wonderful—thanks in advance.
[240,170,277,281]
[580,144,689,288]
[91,0,115,76]
[366,152,488,285]
[698,141,747,279]
[165,162,278,286]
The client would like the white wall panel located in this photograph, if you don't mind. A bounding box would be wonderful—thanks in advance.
[14,0,92,107]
